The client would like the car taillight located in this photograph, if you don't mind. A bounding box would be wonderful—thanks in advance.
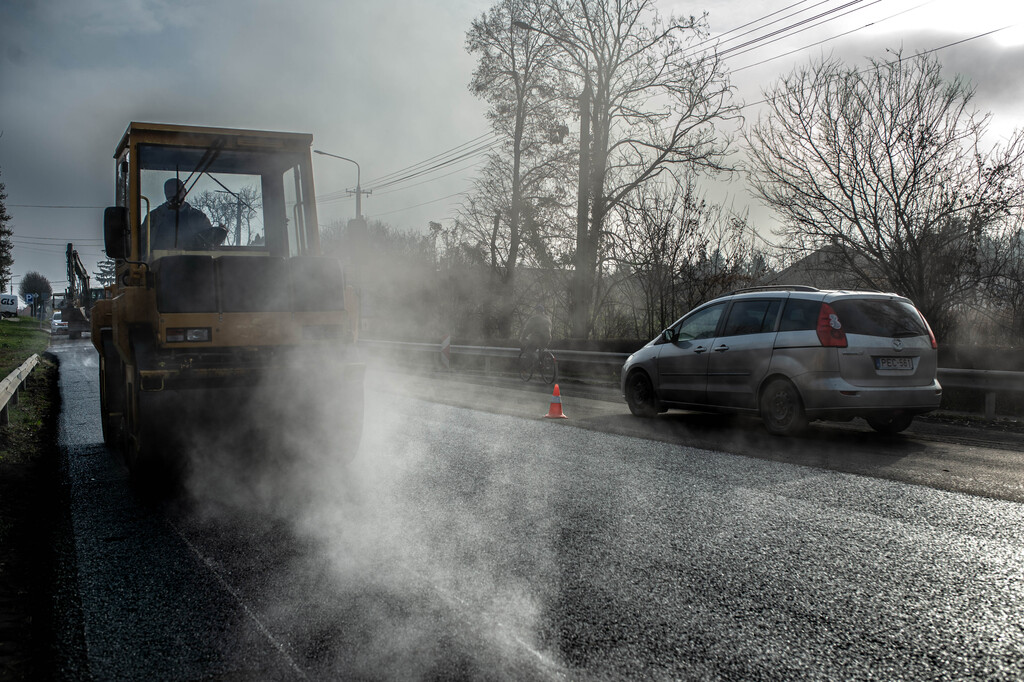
[919,311,938,349]
[816,303,847,347]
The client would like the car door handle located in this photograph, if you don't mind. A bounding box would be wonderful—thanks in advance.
[714,344,729,352]
[693,345,708,354]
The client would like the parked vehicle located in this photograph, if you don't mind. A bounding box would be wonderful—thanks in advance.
[0,294,17,318]
[51,310,69,335]
[620,286,942,435]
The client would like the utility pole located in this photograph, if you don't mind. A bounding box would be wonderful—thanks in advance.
[313,150,371,219]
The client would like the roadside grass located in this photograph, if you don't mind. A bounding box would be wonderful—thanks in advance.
[0,317,50,378]
[0,317,53,467]
[0,318,60,680]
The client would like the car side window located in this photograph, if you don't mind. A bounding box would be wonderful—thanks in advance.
[676,303,727,341]
[779,298,820,332]
[721,299,782,336]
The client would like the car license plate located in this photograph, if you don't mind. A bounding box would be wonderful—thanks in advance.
[875,356,914,370]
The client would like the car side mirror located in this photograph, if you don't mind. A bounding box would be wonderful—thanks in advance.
[104,207,128,260]
[661,328,676,344]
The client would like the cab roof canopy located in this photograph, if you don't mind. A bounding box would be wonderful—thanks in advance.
[114,122,313,159]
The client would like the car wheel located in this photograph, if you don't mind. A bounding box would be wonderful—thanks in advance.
[625,371,659,418]
[760,378,807,436]
[866,412,914,434]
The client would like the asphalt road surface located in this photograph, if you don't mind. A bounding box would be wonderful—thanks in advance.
[49,339,1024,680]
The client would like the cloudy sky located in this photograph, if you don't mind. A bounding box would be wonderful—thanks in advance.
[1,0,1022,292]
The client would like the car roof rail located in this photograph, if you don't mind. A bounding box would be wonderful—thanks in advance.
[727,285,820,295]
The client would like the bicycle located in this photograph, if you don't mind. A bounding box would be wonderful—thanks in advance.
[518,348,557,384]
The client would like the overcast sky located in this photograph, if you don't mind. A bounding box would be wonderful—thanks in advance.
[1,0,1022,292]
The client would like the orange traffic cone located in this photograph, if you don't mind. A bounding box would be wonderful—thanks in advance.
[544,383,569,419]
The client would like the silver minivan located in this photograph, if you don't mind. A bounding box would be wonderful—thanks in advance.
[620,286,943,435]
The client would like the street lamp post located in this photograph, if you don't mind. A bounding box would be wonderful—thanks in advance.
[313,149,370,220]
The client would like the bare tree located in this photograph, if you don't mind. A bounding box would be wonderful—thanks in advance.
[609,173,766,338]
[191,186,262,246]
[465,0,573,336]
[745,51,1024,339]
[974,221,1024,344]
[521,0,737,338]
[609,175,702,337]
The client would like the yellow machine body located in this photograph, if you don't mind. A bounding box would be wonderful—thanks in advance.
[94,122,364,470]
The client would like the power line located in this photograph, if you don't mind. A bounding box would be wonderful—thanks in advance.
[731,0,931,73]
[366,138,501,193]
[8,204,105,209]
[316,132,501,204]
[689,0,848,59]
[736,25,1011,110]
[372,191,470,217]
[10,244,74,255]
[723,1,885,63]
[317,138,501,206]
[717,0,876,59]
[689,0,821,54]
[13,234,104,242]
[362,132,499,187]
[371,158,489,197]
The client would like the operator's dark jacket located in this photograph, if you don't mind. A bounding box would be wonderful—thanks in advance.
[145,201,214,252]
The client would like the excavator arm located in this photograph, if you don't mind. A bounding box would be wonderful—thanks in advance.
[61,243,92,339]
[66,242,91,308]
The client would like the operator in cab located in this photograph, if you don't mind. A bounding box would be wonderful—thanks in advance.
[144,178,226,253]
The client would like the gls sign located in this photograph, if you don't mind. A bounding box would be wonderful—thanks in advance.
[1,295,18,317]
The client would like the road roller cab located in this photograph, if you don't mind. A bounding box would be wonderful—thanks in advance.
[93,122,364,478]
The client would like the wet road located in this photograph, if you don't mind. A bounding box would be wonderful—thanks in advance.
[50,339,1024,679]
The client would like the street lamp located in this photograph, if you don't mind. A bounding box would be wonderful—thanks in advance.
[313,149,370,220]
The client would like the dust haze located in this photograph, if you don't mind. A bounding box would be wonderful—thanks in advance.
[177,357,562,676]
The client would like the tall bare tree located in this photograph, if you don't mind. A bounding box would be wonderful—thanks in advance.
[465,0,573,337]
[523,0,737,338]
[745,52,1024,339]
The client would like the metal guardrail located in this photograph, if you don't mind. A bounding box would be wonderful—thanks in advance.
[936,368,1024,418]
[360,340,1024,419]
[359,339,629,374]
[0,354,41,426]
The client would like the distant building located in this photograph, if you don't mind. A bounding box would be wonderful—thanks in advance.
[758,244,883,291]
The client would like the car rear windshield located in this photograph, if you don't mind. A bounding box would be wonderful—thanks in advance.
[830,299,927,337]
